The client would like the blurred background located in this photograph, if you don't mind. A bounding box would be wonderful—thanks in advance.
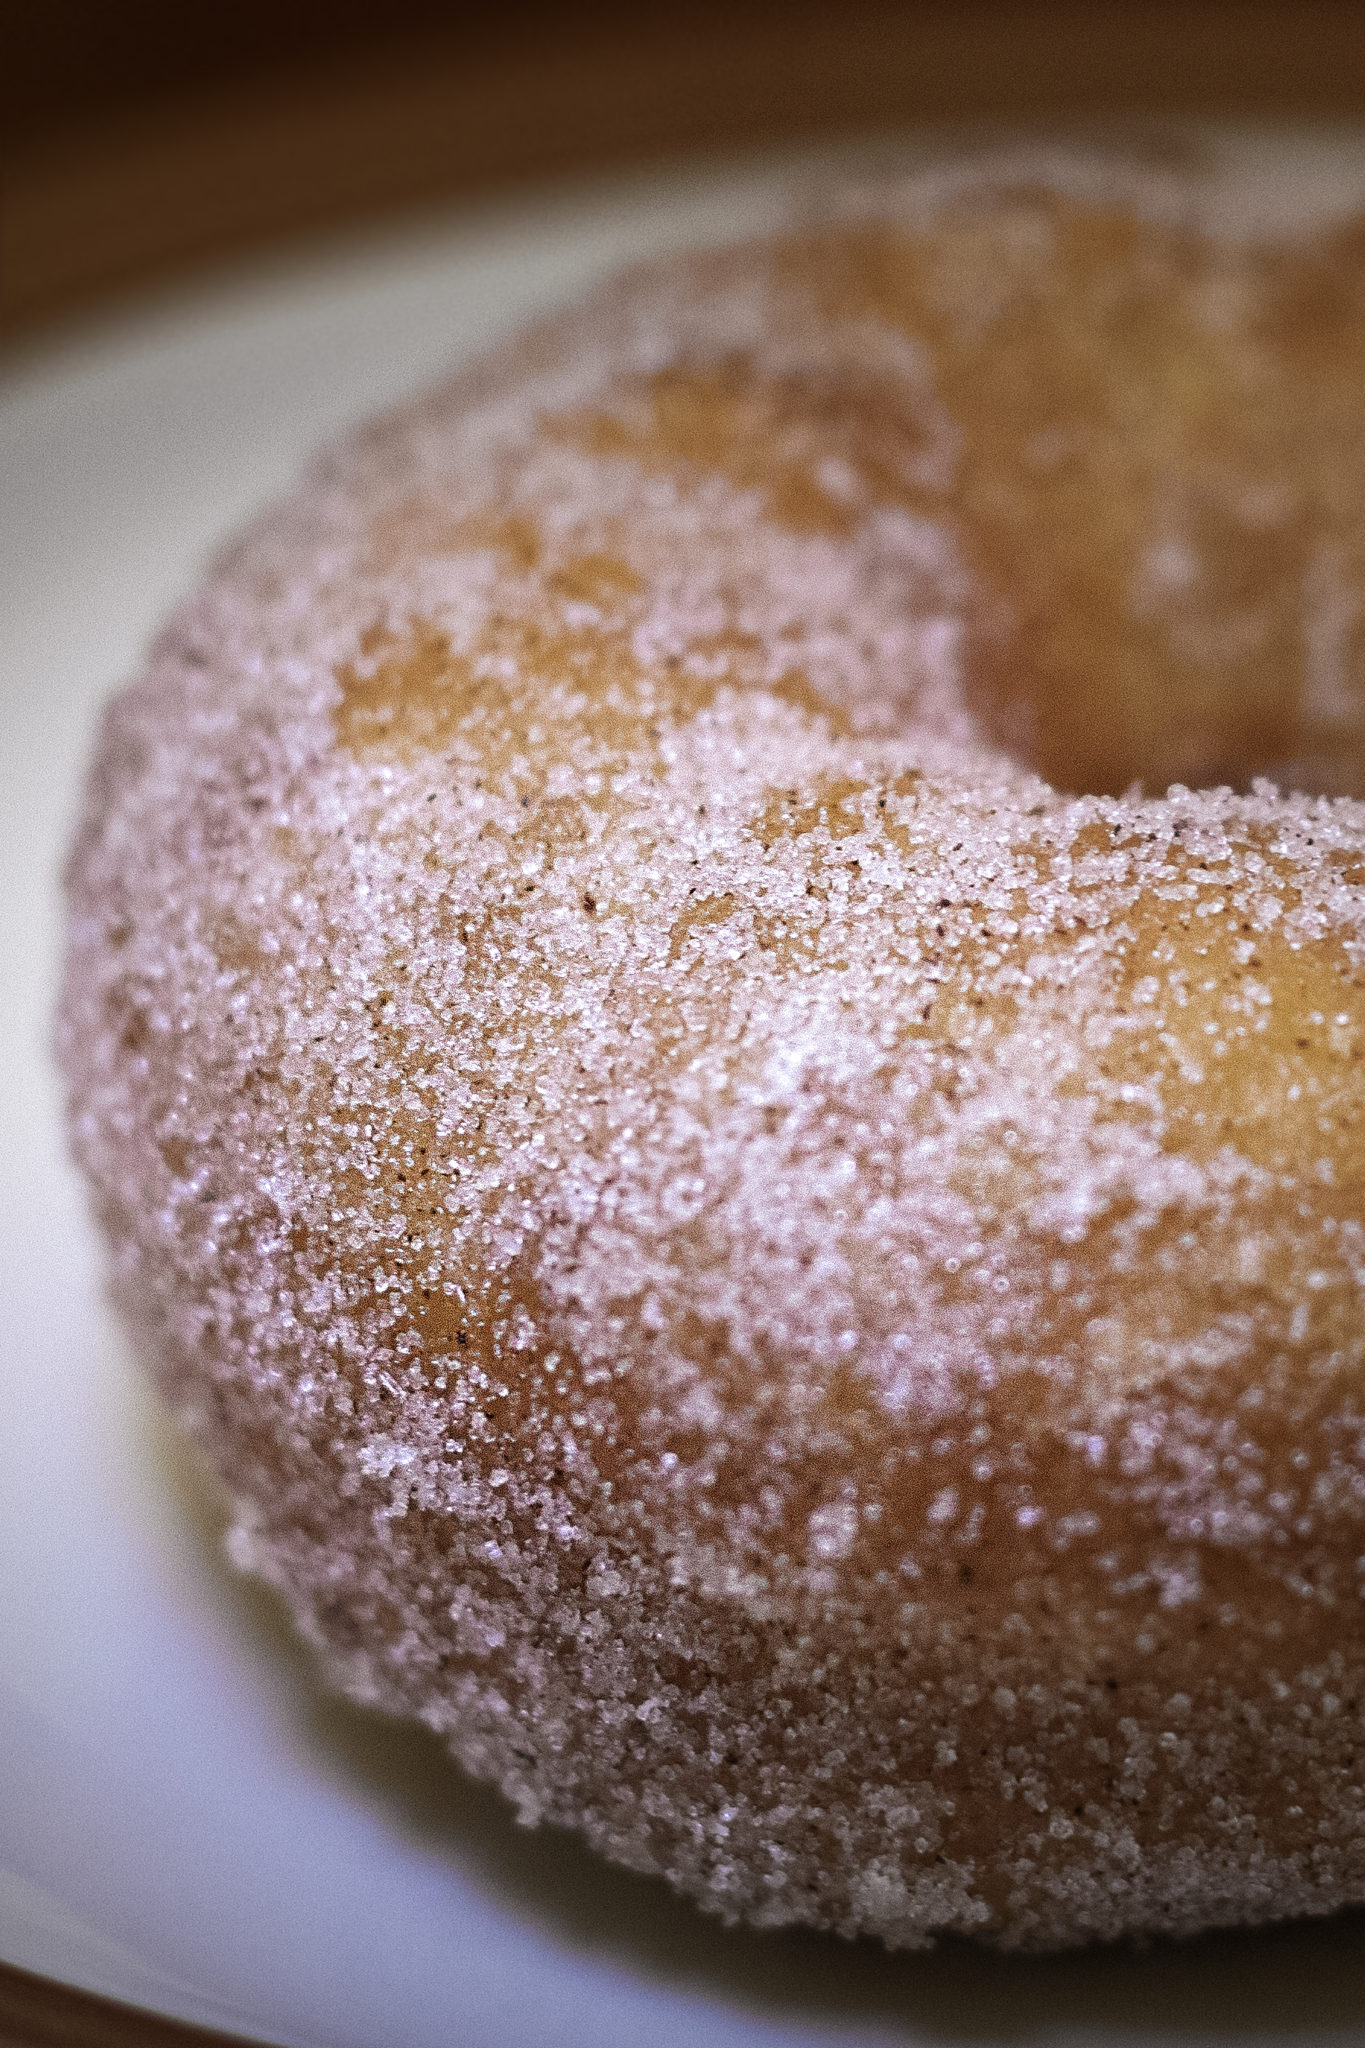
[9,0,1365,350]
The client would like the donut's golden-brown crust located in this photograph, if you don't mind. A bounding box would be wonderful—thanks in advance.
[61,152,1365,1947]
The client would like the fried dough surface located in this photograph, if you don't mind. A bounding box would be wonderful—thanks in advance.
[62,151,1365,1946]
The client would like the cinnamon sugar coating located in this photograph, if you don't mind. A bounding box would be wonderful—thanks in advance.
[60,153,1365,1948]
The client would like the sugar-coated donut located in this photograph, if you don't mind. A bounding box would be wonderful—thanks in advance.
[61,149,1365,1950]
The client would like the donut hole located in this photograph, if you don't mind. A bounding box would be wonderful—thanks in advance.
[814,200,1365,802]
[957,471,1365,799]
[966,547,1365,801]
[543,195,1365,805]
[948,324,1365,801]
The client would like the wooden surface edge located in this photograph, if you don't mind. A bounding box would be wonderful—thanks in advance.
[7,0,1365,348]
[0,1959,277,2048]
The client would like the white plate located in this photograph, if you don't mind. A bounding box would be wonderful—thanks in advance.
[5,129,1365,2048]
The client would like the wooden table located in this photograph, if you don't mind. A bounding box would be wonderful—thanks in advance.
[9,1,1365,348]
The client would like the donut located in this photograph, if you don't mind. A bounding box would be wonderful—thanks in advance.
[60,149,1365,1951]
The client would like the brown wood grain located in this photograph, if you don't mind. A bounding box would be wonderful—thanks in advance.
[0,1958,276,2048]
[7,1,1365,345]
